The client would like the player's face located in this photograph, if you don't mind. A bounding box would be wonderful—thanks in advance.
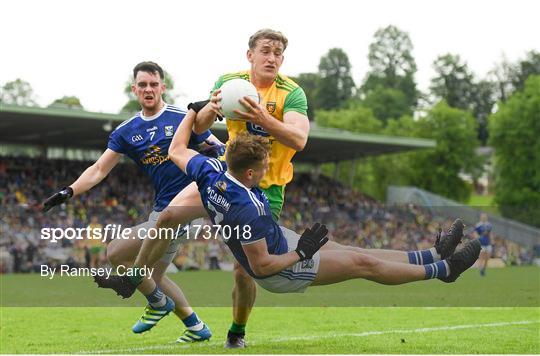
[247,39,284,84]
[132,71,166,114]
[247,156,269,187]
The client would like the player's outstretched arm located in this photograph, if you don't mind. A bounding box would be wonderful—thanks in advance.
[234,97,309,151]
[169,109,199,172]
[192,89,224,134]
[42,149,121,212]
[242,239,301,277]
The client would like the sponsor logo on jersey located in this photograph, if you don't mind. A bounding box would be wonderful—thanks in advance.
[246,122,270,137]
[140,145,170,166]
[215,180,227,193]
[131,134,144,142]
[266,101,276,114]
[146,126,158,132]
[206,187,231,211]
[164,125,174,137]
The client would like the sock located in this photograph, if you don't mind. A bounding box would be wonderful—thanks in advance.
[408,247,440,265]
[424,260,450,279]
[182,312,204,331]
[229,321,246,335]
[127,267,145,286]
[146,286,166,308]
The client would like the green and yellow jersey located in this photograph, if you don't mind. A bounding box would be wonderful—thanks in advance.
[211,71,308,190]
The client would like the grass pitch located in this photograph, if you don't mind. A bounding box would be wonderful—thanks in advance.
[1,267,539,354]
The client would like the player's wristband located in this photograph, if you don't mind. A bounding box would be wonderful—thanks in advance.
[61,186,74,197]
[187,100,210,113]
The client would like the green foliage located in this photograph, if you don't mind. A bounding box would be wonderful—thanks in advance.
[489,75,540,226]
[430,54,475,111]
[511,50,540,93]
[362,86,411,123]
[0,79,37,106]
[471,79,497,145]
[120,71,177,113]
[362,25,418,113]
[292,72,320,120]
[315,104,382,134]
[48,96,84,109]
[409,102,480,201]
[316,48,355,110]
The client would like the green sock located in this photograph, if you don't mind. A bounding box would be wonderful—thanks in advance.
[127,267,145,286]
[229,321,246,334]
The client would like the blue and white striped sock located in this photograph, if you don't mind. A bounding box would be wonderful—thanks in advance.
[424,260,450,279]
[146,286,166,308]
[408,247,440,265]
[182,312,204,331]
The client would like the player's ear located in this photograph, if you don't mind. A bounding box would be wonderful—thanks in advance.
[247,49,254,64]
[131,83,137,94]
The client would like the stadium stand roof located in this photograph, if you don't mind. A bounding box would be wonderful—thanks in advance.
[0,104,435,163]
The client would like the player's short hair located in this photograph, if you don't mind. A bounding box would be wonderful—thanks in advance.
[248,29,288,51]
[226,132,271,173]
[133,61,164,81]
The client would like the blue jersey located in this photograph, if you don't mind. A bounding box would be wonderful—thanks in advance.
[185,154,288,278]
[108,104,210,211]
[475,222,492,246]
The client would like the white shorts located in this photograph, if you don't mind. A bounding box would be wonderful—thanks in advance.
[480,244,493,255]
[254,226,320,293]
[131,211,189,264]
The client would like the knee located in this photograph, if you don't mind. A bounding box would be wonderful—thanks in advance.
[157,208,177,229]
[352,253,381,274]
[233,264,254,287]
[106,241,122,266]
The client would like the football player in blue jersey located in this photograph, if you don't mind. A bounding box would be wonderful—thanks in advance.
[474,213,493,276]
[42,61,215,343]
[166,111,481,294]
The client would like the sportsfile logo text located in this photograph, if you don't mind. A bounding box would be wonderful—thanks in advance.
[40,224,252,243]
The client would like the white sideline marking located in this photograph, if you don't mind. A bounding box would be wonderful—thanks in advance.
[78,320,538,354]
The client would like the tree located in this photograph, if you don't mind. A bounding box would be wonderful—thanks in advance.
[0,79,37,106]
[409,101,481,201]
[362,25,418,113]
[471,80,496,145]
[120,71,177,113]
[316,48,355,110]
[489,76,540,227]
[362,86,411,123]
[292,72,320,120]
[511,50,540,93]
[48,96,84,109]
[429,54,475,111]
[315,104,383,134]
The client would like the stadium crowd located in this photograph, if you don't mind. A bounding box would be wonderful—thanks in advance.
[0,156,534,273]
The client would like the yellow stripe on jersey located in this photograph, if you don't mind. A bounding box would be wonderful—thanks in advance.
[211,71,308,188]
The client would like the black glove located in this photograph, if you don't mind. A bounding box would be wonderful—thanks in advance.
[42,186,73,212]
[295,223,329,261]
[199,139,226,159]
[187,100,224,121]
[187,100,210,113]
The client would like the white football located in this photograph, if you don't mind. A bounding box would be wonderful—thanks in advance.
[219,78,259,120]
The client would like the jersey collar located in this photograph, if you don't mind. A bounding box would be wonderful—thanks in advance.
[225,171,252,191]
[140,102,168,121]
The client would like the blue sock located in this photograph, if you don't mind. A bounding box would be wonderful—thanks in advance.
[146,286,166,307]
[182,312,203,331]
[424,260,449,279]
[408,247,440,265]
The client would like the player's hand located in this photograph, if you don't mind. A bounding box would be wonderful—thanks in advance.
[42,187,73,212]
[199,139,226,159]
[209,89,224,120]
[233,96,269,126]
[295,222,329,261]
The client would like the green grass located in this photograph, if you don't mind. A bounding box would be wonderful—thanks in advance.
[1,268,539,354]
[467,194,498,215]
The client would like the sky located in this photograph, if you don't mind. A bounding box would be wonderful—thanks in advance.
[2,0,538,113]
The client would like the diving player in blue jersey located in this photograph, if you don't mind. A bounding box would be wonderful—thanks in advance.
[42,61,214,343]
[167,110,481,293]
[474,213,493,276]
